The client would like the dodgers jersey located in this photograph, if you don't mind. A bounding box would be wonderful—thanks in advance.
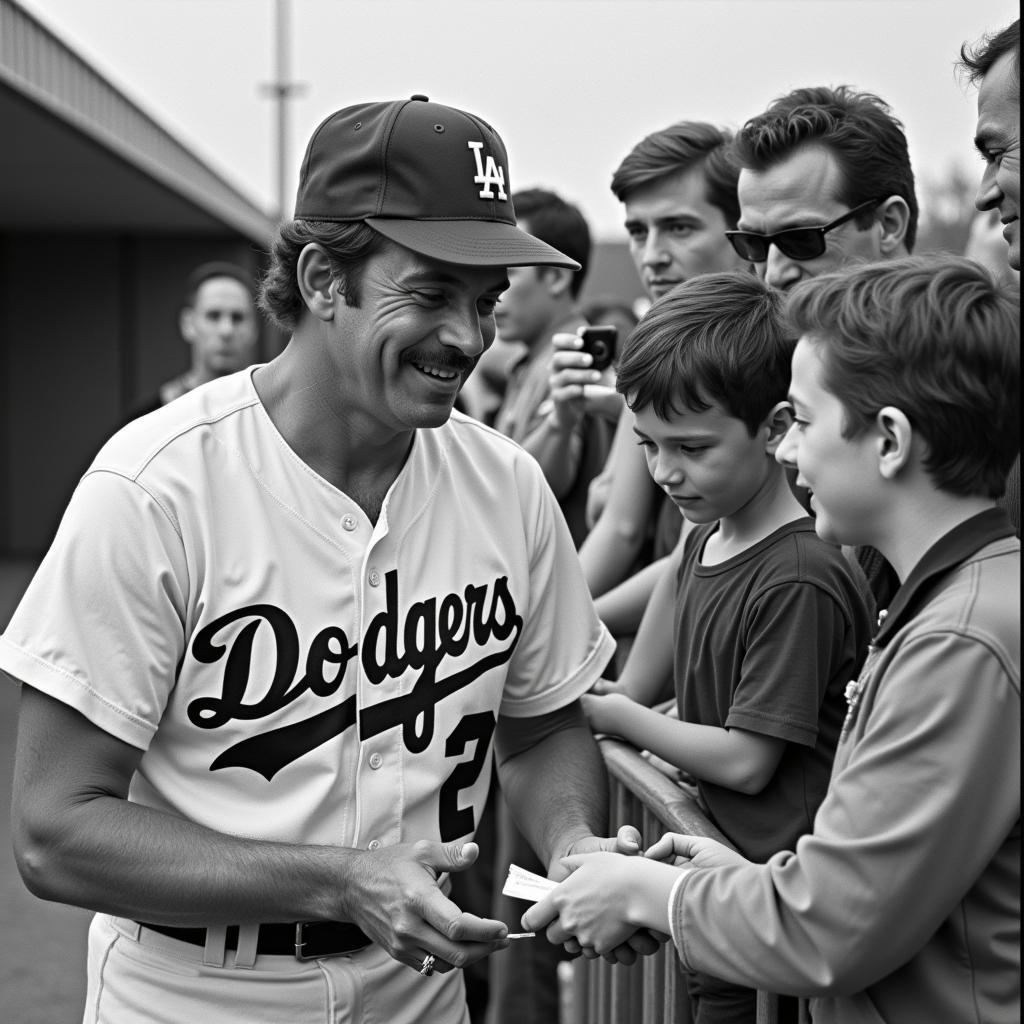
[0,367,614,853]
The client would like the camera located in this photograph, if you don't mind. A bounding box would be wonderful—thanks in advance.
[579,325,618,371]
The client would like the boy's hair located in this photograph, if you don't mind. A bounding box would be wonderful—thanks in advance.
[733,85,919,252]
[786,255,1020,499]
[610,121,741,229]
[615,271,794,435]
[511,188,592,297]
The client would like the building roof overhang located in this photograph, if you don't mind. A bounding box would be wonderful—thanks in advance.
[1,0,276,242]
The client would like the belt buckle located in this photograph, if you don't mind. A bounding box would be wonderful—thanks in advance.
[293,922,370,961]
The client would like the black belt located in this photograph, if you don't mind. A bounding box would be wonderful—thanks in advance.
[137,920,372,960]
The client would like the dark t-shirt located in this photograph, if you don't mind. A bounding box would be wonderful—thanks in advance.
[674,518,871,862]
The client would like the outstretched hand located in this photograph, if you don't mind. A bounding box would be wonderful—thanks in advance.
[342,839,509,974]
[523,850,677,959]
[540,826,664,964]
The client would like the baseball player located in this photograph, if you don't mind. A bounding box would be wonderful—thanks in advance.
[2,96,645,1024]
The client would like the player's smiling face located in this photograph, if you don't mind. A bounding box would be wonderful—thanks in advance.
[335,243,508,431]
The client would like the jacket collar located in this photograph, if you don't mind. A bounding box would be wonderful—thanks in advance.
[873,508,1016,647]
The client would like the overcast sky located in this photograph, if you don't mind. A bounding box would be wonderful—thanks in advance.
[17,0,1017,239]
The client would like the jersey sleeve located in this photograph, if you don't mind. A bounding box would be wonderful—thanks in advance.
[726,575,857,747]
[0,468,189,750]
[497,455,614,718]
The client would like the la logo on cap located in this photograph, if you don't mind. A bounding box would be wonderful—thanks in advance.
[467,141,508,201]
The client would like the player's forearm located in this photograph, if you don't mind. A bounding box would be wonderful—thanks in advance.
[497,720,608,869]
[15,792,355,927]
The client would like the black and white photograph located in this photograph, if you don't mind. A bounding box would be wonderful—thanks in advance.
[0,2,1018,1022]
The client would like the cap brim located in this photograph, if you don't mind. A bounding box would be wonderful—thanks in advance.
[365,217,581,270]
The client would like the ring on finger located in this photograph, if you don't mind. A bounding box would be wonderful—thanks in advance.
[419,953,436,977]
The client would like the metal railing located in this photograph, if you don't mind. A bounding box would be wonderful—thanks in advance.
[565,737,779,1024]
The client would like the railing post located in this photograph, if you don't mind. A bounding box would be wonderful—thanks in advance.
[564,737,780,1023]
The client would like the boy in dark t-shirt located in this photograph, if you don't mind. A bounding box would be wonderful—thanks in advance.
[581,271,870,1023]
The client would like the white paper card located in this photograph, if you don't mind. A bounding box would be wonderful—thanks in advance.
[501,863,558,902]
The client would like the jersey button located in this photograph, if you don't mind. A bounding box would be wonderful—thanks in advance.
[367,839,382,851]
[368,752,383,770]
[368,570,381,587]
[342,514,357,531]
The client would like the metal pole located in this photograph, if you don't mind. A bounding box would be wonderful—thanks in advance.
[261,0,305,222]
[275,0,288,220]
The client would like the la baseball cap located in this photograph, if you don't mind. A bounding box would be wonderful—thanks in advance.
[293,95,580,271]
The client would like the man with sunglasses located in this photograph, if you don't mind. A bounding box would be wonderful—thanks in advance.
[728,85,917,294]
[728,85,918,610]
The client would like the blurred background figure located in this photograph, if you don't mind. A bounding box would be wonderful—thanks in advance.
[455,334,523,426]
[965,207,1021,286]
[580,293,641,343]
[130,261,259,418]
[492,187,610,548]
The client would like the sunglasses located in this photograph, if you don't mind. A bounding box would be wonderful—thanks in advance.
[725,199,882,263]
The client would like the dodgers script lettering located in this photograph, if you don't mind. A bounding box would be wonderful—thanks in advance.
[186,571,522,779]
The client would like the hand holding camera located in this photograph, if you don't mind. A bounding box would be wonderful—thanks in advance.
[578,325,618,371]
[547,327,623,430]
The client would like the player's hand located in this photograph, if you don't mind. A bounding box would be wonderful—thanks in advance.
[580,691,631,735]
[548,332,618,431]
[644,832,751,870]
[523,851,676,959]
[547,824,642,881]
[340,839,509,974]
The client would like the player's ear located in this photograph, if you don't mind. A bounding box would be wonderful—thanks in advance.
[875,406,914,479]
[877,196,911,256]
[296,244,338,321]
[763,401,793,456]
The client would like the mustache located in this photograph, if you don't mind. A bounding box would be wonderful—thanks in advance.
[403,350,477,375]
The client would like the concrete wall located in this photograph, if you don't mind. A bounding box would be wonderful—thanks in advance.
[0,232,277,555]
